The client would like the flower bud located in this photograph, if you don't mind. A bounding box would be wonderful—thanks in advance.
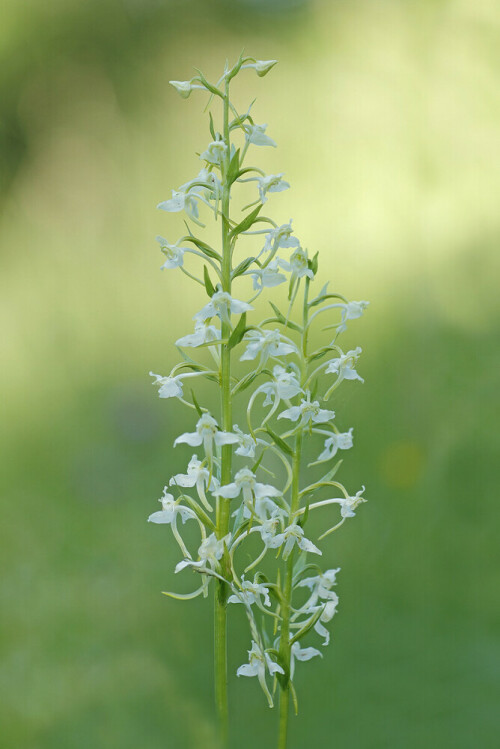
[169,80,194,98]
[253,59,278,77]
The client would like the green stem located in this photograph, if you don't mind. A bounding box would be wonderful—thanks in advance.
[277,430,302,749]
[214,74,232,747]
[278,685,290,749]
[277,279,310,749]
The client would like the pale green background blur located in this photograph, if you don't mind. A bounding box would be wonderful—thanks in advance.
[1,1,499,747]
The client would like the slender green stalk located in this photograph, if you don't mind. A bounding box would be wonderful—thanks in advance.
[277,279,310,749]
[277,431,302,749]
[278,685,290,749]
[214,73,232,747]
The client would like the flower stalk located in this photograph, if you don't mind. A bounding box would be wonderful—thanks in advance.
[214,71,233,745]
[146,54,369,748]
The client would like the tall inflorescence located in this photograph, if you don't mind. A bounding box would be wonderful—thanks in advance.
[147,54,368,747]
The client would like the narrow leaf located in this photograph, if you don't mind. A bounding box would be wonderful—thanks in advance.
[208,111,216,140]
[297,501,310,528]
[185,236,221,261]
[229,204,262,239]
[265,427,293,456]
[290,608,323,646]
[227,312,247,350]
[193,69,224,98]
[227,148,240,185]
[232,256,256,279]
[268,302,303,333]
[309,251,319,275]
[269,301,285,323]
[203,266,215,297]
[251,450,266,474]
[232,370,260,395]
[319,459,343,483]
[182,496,216,531]
[190,388,203,417]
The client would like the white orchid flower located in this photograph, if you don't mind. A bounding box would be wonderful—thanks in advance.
[240,328,297,366]
[175,531,230,574]
[157,169,219,222]
[236,640,284,707]
[148,488,197,558]
[249,258,287,290]
[148,488,196,525]
[314,597,340,645]
[259,365,302,407]
[213,468,281,507]
[175,322,221,348]
[325,348,364,383]
[290,642,322,679]
[278,246,314,281]
[278,392,335,428]
[149,370,205,400]
[341,300,369,320]
[261,220,299,254]
[170,454,219,511]
[267,522,321,560]
[257,173,290,203]
[256,510,283,547]
[228,575,271,607]
[149,371,184,399]
[240,496,282,522]
[157,189,200,220]
[194,290,253,326]
[297,568,341,603]
[334,300,369,332]
[155,236,187,269]
[325,487,366,519]
[179,168,221,199]
[174,412,239,463]
[232,496,282,522]
[316,429,353,462]
[336,487,367,518]
[245,123,276,148]
[200,139,227,165]
[233,425,258,458]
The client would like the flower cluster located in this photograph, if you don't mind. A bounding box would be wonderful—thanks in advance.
[146,55,368,729]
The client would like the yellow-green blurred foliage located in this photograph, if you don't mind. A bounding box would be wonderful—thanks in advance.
[1,1,499,747]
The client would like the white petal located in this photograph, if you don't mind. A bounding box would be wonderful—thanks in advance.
[293,645,322,662]
[157,192,184,212]
[229,299,254,314]
[213,483,240,499]
[254,483,281,499]
[265,655,285,675]
[313,408,335,423]
[237,663,259,678]
[298,537,322,555]
[177,507,196,523]
[148,510,173,524]
[175,560,191,573]
[174,432,202,447]
[275,342,296,356]
[214,432,240,446]
[266,533,285,549]
[170,474,196,488]
[314,620,330,645]
[278,406,301,422]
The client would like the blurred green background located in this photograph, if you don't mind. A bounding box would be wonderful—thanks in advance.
[1,0,499,747]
